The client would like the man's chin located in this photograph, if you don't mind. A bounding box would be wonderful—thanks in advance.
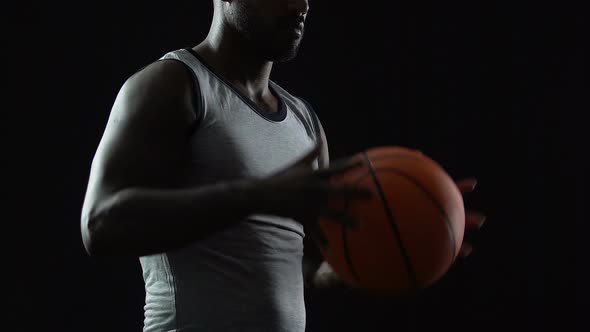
[273,52,297,63]
[270,45,301,63]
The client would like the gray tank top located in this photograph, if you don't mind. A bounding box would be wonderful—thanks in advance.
[139,48,321,332]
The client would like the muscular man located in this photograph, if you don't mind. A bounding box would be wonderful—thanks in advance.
[81,1,485,331]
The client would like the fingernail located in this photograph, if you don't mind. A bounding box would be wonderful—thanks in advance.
[460,245,473,257]
[478,216,487,228]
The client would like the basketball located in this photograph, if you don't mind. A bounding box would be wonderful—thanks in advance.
[319,146,465,295]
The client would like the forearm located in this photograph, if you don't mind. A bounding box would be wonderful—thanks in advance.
[85,179,261,257]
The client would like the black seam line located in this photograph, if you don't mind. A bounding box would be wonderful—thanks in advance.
[363,151,418,290]
[334,162,458,266]
[298,97,322,144]
[289,99,316,145]
[341,199,361,284]
[375,168,458,261]
[363,150,458,261]
[183,48,287,123]
[152,58,203,139]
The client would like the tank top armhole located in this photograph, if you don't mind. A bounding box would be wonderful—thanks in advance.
[154,57,205,140]
[297,97,322,144]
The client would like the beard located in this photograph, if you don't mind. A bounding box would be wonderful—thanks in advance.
[230,3,304,62]
[259,30,304,62]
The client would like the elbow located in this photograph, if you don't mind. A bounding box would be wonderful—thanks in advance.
[80,195,122,258]
[81,210,110,258]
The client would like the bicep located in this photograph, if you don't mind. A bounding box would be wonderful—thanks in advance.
[82,61,196,220]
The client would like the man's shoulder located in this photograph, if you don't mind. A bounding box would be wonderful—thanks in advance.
[121,58,193,107]
[128,58,190,90]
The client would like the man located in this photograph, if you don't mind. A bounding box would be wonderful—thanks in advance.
[80,0,485,331]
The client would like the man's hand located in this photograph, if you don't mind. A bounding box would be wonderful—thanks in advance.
[309,178,485,292]
[456,178,487,257]
[311,261,351,290]
[255,143,372,243]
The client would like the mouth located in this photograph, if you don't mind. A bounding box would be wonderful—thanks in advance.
[280,23,304,38]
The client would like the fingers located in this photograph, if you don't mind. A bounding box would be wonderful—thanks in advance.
[457,178,486,229]
[456,178,478,193]
[321,209,363,230]
[465,210,486,229]
[324,183,374,200]
[459,242,473,257]
[460,210,485,259]
[315,157,364,179]
[306,210,363,257]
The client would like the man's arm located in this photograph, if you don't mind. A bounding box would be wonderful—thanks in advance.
[81,58,370,260]
[301,113,353,290]
[81,60,261,258]
[302,113,330,287]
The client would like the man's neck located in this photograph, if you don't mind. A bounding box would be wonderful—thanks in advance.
[193,35,274,103]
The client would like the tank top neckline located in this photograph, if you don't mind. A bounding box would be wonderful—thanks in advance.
[184,47,288,122]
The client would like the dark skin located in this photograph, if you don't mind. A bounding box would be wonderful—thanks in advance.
[80,0,358,273]
[80,0,486,288]
[81,0,311,253]
[194,0,309,113]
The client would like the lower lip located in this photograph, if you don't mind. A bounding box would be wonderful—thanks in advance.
[283,28,303,38]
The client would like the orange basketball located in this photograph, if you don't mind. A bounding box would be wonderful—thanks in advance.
[319,146,465,295]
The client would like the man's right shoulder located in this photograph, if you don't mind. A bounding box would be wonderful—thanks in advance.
[110,58,198,124]
[124,59,193,100]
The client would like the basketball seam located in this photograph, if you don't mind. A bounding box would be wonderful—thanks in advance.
[348,152,459,263]
[363,152,419,291]
[373,168,458,262]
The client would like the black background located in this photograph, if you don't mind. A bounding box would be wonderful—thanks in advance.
[6,1,584,331]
